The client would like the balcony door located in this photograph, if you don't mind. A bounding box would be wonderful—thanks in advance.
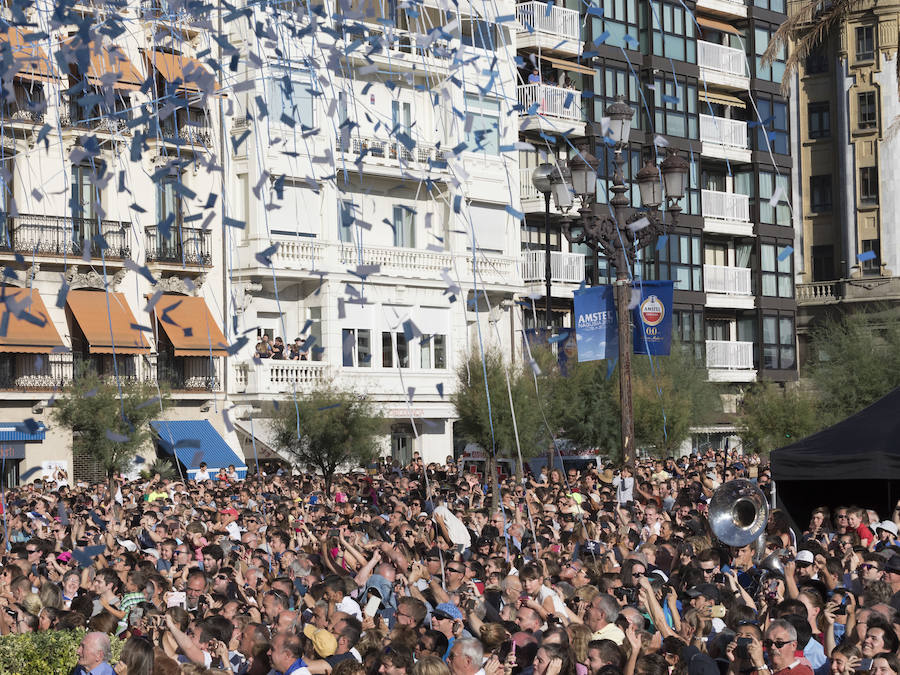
[156,176,182,259]
[71,164,100,249]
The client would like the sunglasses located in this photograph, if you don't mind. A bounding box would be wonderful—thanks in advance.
[763,639,793,649]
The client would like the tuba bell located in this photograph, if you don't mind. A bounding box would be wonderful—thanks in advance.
[709,478,770,548]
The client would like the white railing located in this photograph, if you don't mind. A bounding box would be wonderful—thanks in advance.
[521,167,541,202]
[339,244,452,272]
[345,135,447,165]
[515,1,580,42]
[521,250,586,283]
[700,114,748,149]
[248,360,330,394]
[704,264,752,295]
[701,189,750,222]
[518,83,582,122]
[698,41,747,78]
[269,237,327,268]
[796,282,838,303]
[706,340,754,369]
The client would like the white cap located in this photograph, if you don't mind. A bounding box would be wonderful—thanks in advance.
[795,550,814,564]
[878,521,899,537]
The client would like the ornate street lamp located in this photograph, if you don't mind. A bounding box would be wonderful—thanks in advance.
[531,162,572,332]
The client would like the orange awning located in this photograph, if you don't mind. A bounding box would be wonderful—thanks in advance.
[88,45,144,91]
[0,28,57,83]
[0,288,64,353]
[67,290,151,355]
[147,50,219,94]
[697,16,740,35]
[154,295,228,357]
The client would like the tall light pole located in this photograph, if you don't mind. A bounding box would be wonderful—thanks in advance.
[531,162,572,334]
[563,96,689,465]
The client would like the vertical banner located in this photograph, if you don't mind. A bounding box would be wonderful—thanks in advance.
[573,286,618,362]
[633,280,674,355]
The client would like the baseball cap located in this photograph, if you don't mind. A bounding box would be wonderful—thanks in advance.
[795,550,815,565]
[302,625,337,658]
[432,602,463,621]
[877,521,899,537]
[884,555,900,575]
[220,507,239,518]
[686,584,719,601]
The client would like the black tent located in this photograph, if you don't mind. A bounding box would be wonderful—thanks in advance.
[770,387,900,528]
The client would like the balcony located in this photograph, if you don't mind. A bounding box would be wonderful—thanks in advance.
[519,167,573,215]
[0,353,72,392]
[343,26,452,75]
[518,83,586,134]
[700,114,750,163]
[0,214,131,260]
[515,1,582,56]
[157,359,222,392]
[701,189,753,236]
[234,359,330,395]
[704,264,754,309]
[339,135,449,179]
[521,250,585,285]
[698,41,749,90]
[145,225,212,268]
[696,0,747,17]
[706,340,756,382]
[796,277,900,306]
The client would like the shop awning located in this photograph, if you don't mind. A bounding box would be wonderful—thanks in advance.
[151,420,247,479]
[700,90,746,108]
[146,50,219,94]
[87,45,144,91]
[697,16,740,35]
[541,55,596,76]
[0,28,57,83]
[154,294,228,357]
[0,423,46,441]
[0,288,64,354]
[66,290,151,355]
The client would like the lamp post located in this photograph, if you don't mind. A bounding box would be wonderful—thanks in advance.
[562,96,689,465]
[531,162,572,334]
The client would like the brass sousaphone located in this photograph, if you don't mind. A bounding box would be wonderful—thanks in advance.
[709,478,769,549]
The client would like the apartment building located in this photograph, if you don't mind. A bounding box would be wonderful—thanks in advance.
[515,0,797,451]
[790,0,900,362]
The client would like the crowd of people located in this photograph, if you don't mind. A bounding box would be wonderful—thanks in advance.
[254,335,310,361]
[1,449,899,675]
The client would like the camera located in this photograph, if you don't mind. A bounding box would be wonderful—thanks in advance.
[735,637,752,659]
[613,586,638,604]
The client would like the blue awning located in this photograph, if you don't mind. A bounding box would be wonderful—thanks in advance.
[150,420,247,479]
[0,423,46,442]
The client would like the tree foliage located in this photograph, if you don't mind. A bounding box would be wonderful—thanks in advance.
[629,343,719,456]
[738,381,822,453]
[270,383,382,493]
[807,309,900,425]
[51,369,170,487]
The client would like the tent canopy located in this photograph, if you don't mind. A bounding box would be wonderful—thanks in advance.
[151,420,247,479]
[771,388,900,481]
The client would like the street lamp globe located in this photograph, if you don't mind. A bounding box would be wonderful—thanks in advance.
[660,150,690,201]
[635,161,662,209]
[605,95,634,147]
[568,149,598,199]
[532,162,555,194]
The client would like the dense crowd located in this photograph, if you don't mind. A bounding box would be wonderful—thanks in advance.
[1,450,899,675]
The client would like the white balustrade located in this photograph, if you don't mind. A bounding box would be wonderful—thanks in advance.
[700,114,748,149]
[704,264,752,295]
[796,282,838,303]
[518,84,582,122]
[269,238,327,268]
[248,360,330,394]
[515,1,580,42]
[706,340,754,369]
[339,244,452,272]
[521,167,541,202]
[698,41,747,78]
[521,249,585,283]
[701,189,750,222]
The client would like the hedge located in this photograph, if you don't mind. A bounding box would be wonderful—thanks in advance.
[0,628,124,675]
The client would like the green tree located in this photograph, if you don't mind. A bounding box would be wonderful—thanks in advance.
[52,369,170,492]
[807,309,900,425]
[629,343,719,456]
[738,381,822,453]
[270,383,382,494]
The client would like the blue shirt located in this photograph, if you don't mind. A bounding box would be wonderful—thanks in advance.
[284,657,309,675]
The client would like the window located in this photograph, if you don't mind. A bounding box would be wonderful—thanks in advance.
[382,332,409,368]
[760,243,793,298]
[155,175,182,257]
[808,102,830,139]
[651,73,699,140]
[595,0,639,50]
[856,26,875,61]
[755,25,786,83]
[861,239,881,274]
[860,167,878,203]
[805,46,828,74]
[460,19,497,50]
[754,0,785,12]
[463,93,500,155]
[338,199,355,243]
[758,171,791,226]
[810,175,832,212]
[420,334,447,369]
[644,1,696,63]
[592,63,641,131]
[762,315,795,370]
[391,100,412,159]
[672,308,704,361]
[756,97,789,154]
[392,205,415,248]
[811,244,834,282]
[858,92,877,129]
[268,71,314,128]
[654,234,702,291]
[342,328,371,367]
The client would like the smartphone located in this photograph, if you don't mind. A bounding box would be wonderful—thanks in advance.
[364,595,381,617]
[859,659,873,671]
[167,591,186,608]
[710,605,726,618]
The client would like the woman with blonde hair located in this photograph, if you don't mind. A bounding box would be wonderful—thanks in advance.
[412,656,451,675]
[479,623,510,655]
[567,623,592,666]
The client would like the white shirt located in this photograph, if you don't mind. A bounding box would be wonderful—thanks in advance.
[194,469,211,481]
[613,475,634,504]
[432,505,472,548]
